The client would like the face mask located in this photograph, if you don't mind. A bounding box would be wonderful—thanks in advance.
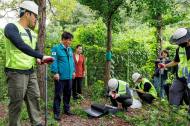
[179,43,187,47]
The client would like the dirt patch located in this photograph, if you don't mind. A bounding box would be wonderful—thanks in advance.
[59,115,131,126]
[0,99,138,126]
[0,104,7,118]
[59,99,133,126]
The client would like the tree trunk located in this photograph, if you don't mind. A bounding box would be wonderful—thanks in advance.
[155,13,163,56]
[104,18,112,85]
[37,0,46,99]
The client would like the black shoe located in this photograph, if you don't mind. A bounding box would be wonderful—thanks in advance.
[54,114,61,121]
[73,97,78,100]
[36,124,43,126]
[65,111,74,116]
[73,96,79,100]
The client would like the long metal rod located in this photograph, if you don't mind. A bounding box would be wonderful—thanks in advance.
[45,64,48,126]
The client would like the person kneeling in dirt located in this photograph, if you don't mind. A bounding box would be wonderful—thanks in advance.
[107,78,133,111]
[132,73,157,104]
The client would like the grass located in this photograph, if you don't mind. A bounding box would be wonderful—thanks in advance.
[0,81,190,126]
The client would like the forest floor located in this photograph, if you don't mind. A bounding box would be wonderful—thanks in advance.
[0,98,139,126]
[1,97,190,126]
[0,85,189,126]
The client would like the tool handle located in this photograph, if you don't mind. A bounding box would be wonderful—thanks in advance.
[41,57,54,64]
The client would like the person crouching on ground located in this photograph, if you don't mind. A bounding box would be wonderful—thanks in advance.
[132,73,157,104]
[107,78,133,111]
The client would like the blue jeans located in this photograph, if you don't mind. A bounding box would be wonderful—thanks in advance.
[153,76,166,98]
[53,80,72,116]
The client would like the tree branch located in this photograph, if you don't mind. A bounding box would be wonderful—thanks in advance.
[47,0,56,16]
[111,1,124,15]
[0,8,18,18]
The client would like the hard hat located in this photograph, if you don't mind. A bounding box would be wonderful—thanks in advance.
[108,78,118,91]
[132,73,141,83]
[170,28,190,45]
[20,1,38,15]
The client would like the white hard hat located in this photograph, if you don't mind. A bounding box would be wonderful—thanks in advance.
[108,78,118,91]
[132,73,141,83]
[170,28,190,45]
[20,1,38,15]
[172,28,187,40]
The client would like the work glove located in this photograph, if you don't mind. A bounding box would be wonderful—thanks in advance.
[158,63,166,68]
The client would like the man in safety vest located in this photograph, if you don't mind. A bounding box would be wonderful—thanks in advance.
[4,1,52,126]
[107,78,133,111]
[132,73,157,104]
[159,28,190,114]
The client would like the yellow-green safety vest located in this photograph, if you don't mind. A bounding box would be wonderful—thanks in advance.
[178,47,190,78]
[117,80,128,95]
[137,78,157,98]
[5,22,37,70]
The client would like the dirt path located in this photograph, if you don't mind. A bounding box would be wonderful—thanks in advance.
[58,99,133,126]
[59,114,131,126]
[0,99,135,126]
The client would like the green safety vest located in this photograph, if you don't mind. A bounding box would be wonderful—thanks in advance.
[178,47,190,78]
[117,80,128,95]
[137,78,157,98]
[5,22,37,70]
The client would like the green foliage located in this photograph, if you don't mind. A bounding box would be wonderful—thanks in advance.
[78,0,126,22]
[60,3,96,31]
[73,108,88,118]
[50,0,77,22]
[73,19,106,46]
[116,101,189,126]
[0,118,8,126]
[137,0,186,27]
[82,42,152,85]
[88,80,105,101]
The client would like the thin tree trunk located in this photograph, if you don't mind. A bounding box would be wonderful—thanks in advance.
[104,18,112,85]
[156,13,163,56]
[37,0,46,99]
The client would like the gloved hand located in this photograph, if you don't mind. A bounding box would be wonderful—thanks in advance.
[158,63,166,68]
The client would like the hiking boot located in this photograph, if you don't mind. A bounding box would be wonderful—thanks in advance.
[65,111,74,116]
[36,124,43,126]
[54,114,61,121]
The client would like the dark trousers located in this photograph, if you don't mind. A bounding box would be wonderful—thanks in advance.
[110,97,133,109]
[169,79,189,106]
[53,80,72,116]
[164,84,171,101]
[137,92,155,104]
[72,77,83,99]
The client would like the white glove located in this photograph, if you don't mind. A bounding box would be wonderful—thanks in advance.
[188,83,190,89]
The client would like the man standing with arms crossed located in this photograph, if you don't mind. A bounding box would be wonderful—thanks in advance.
[4,1,52,126]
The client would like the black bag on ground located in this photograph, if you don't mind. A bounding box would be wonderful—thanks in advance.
[85,103,118,117]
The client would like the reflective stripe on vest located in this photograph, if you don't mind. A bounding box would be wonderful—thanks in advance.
[5,22,37,70]
[137,78,157,98]
[178,47,190,78]
[118,80,127,95]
